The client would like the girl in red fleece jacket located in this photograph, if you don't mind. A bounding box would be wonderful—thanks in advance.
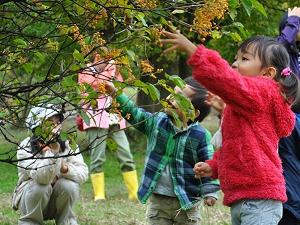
[161,31,300,225]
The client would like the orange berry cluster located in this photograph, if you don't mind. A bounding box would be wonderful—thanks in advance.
[134,0,157,9]
[98,82,107,95]
[87,9,108,29]
[109,100,122,120]
[140,60,154,74]
[149,26,163,45]
[193,0,228,37]
[93,32,106,47]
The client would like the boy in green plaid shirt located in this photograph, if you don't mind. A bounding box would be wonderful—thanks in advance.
[106,77,219,225]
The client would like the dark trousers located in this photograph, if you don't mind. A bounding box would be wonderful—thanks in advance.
[278,209,300,225]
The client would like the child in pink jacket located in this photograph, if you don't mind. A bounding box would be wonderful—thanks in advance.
[78,52,138,201]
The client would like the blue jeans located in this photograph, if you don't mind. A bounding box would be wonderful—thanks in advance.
[231,199,283,225]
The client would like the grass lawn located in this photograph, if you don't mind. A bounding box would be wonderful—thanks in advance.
[0,116,231,225]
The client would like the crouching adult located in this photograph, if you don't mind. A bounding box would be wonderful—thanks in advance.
[12,105,89,225]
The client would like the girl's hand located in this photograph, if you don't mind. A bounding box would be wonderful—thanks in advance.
[160,30,197,57]
[205,92,225,114]
[194,162,213,177]
[204,197,217,206]
[288,7,300,17]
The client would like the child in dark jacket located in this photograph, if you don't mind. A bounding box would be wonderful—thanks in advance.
[278,113,300,225]
[277,7,300,78]
[277,7,300,225]
[105,77,219,225]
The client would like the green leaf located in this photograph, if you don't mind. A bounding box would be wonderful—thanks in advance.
[107,138,118,152]
[34,52,46,63]
[241,0,252,16]
[75,4,85,15]
[172,9,185,14]
[229,9,237,20]
[60,131,68,141]
[133,80,147,88]
[174,93,195,120]
[142,87,149,95]
[135,12,148,27]
[252,0,267,18]
[169,75,185,89]
[147,83,160,101]
[231,22,244,28]
[228,0,239,8]
[14,38,27,47]
[23,63,33,74]
[79,110,90,126]
[61,74,77,88]
[70,64,81,71]
[160,100,169,108]
[126,49,136,61]
[229,32,242,42]
[159,17,169,26]
[211,30,222,39]
[73,49,85,63]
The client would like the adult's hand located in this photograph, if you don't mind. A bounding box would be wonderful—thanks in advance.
[288,7,300,17]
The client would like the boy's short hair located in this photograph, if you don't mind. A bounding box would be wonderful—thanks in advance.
[184,76,211,122]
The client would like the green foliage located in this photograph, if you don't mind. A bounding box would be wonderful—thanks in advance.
[0,0,298,145]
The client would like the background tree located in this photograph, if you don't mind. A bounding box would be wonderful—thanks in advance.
[0,0,296,166]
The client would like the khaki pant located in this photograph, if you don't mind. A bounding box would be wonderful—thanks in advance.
[146,194,201,225]
[19,179,79,225]
[86,125,135,173]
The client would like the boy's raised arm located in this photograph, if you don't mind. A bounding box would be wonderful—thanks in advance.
[105,82,156,134]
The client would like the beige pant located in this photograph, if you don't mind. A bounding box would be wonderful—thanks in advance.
[18,179,79,225]
[146,194,201,225]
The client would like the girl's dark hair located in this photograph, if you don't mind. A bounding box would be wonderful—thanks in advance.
[279,12,300,54]
[184,76,211,122]
[238,36,300,107]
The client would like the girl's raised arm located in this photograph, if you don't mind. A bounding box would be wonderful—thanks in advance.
[161,31,268,112]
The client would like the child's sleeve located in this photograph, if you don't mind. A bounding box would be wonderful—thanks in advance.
[61,143,89,184]
[205,150,220,180]
[196,130,220,197]
[116,93,156,134]
[188,45,269,112]
[17,140,60,185]
[277,16,300,47]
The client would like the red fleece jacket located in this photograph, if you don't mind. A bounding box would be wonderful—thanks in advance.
[188,45,295,206]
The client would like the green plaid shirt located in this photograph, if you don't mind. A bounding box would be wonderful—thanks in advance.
[117,93,219,210]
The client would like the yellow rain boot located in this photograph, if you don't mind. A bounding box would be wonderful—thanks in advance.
[90,173,105,201]
[122,170,139,201]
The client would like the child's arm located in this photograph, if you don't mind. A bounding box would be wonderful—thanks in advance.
[194,131,220,200]
[162,31,270,111]
[277,7,300,46]
[17,139,60,185]
[194,150,220,179]
[105,83,156,134]
[60,143,89,184]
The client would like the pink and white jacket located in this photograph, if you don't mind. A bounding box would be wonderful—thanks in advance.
[78,61,126,130]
